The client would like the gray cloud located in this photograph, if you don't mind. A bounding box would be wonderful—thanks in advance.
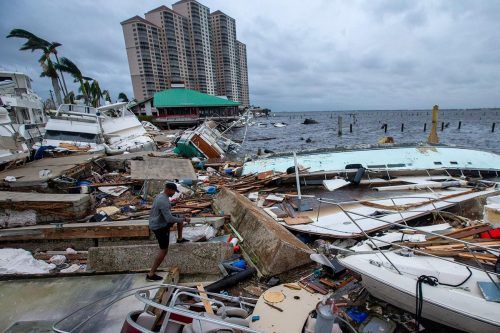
[1,0,500,111]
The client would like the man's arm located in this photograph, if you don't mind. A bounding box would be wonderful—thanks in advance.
[159,200,184,224]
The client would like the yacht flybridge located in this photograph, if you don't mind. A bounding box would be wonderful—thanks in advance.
[40,102,155,155]
[0,71,46,165]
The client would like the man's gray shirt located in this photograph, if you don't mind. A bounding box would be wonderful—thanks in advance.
[149,193,183,230]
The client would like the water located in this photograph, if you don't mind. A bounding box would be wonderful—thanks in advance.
[230,109,500,157]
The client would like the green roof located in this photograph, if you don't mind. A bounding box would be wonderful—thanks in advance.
[153,89,240,108]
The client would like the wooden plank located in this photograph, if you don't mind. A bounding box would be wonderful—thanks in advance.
[458,252,498,262]
[148,267,180,326]
[427,224,492,241]
[197,284,214,314]
[283,216,313,225]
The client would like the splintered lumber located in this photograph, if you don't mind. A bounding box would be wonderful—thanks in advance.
[283,216,313,226]
[427,224,492,241]
[148,267,180,325]
[458,252,498,263]
[197,284,214,314]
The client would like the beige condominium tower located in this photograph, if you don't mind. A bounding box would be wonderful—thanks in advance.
[121,0,249,107]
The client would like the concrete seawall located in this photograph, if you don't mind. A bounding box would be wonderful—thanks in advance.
[87,242,233,274]
[213,188,312,276]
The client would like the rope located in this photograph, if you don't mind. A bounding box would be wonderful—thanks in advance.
[415,266,472,332]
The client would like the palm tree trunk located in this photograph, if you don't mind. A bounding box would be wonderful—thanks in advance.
[51,77,63,107]
[53,53,69,97]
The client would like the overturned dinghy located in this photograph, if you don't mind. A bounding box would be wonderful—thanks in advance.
[338,250,500,333]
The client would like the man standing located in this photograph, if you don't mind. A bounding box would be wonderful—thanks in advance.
[146,182,189,281]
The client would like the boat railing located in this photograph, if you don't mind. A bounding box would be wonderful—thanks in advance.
[52,283,261,333]
[132,284,262,333]
[316,192,500,289]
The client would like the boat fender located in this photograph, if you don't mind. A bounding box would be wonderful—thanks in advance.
[351,167,365,185]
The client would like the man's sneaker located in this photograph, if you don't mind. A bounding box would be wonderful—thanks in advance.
[177,238,189,243]
[146,274,163,282]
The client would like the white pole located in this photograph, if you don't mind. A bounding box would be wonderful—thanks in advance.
[293,151,302,211]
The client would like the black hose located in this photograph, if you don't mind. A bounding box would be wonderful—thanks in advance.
[414,266,472,332]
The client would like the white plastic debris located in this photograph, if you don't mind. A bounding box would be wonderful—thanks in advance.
[66,248,77,254]
[38,168,52,179]
[182,225,217,242]
[49,255,67,265]
[0,248,55,274]
[4,176,16,182]
[60,264,80,273]
[248,192,259,201]
[192,157,201,162]
[98,186,129,197]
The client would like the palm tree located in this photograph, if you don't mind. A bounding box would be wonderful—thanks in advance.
[6,29,68,100]
[118,92,129,102]
[102,90,112,104]
[55,57,93,104]
[90,80,102,108]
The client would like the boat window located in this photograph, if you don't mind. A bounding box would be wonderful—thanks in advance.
[387,163,405,168]
[434,161,442,165]
[45,130,101,143]
[450,161,458,165]
[367,164,386,169]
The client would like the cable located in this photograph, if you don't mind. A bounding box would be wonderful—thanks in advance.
[415,266,472,332]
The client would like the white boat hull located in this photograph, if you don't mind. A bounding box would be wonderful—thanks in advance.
[361,274,498,333]
[339,252,500,333]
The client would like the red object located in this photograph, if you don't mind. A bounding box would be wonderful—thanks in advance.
[233,244,240,252]
[480,228,500,239]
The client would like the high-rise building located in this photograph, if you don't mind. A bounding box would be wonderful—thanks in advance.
[211,10,239,102]
[145,6,195,90]
[237,41,250,108]
[121,1,249,105]
[121,16,168,101]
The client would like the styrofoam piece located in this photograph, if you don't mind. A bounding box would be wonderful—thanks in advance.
[323,179,350,191]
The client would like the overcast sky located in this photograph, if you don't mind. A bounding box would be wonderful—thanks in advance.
[1,0,500,111]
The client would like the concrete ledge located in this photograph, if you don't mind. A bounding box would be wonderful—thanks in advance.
[87,242,233,274]
[214,188,312,276]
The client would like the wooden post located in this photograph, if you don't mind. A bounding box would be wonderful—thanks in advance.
[423,123,427,132]
[384,124,388,133]
[441,122,444,131]
[401,123,404,132]
[428,105,439,144]
[338,116,342,136]
[350,123,353,133]
[492,123,496,132]
[458,121,462,130]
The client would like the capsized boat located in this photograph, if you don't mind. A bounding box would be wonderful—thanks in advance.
[175,121,239,159]
[41,104,105,153]
[98,102,156,155]
[338,250,500,333]
[242,144,500,176]
[0,106,29,166]
[0,71,46,163]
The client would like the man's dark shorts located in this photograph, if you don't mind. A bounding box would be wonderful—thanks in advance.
[153,226,171,250]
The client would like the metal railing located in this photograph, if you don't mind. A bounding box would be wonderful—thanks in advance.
[316,192,500,289]
[52,283,261,333]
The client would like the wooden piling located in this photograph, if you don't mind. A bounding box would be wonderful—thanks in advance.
[458,121,462,130]
[349,123,353,133]
[401,123,404,132]
[492,123,496,132]
[338,116,342,136]
[384,124,388,133]
[423,123,427,132]
[441,122,444,131]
